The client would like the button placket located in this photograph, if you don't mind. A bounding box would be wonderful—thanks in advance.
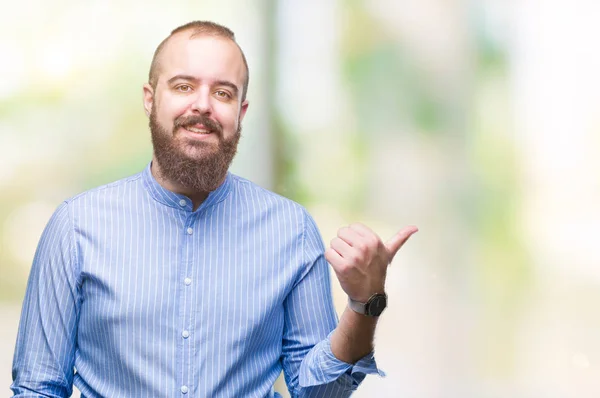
[180,216,195,396]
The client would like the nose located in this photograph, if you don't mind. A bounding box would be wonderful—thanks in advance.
[190,88,212,114]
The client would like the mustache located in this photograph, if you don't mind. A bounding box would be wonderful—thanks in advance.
[174,115,223,134]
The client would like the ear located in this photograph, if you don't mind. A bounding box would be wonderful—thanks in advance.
[142,83,154,117]
[238,100,249,123]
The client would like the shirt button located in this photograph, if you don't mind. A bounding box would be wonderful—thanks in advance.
[181,385,188,394]
[186,227,193,235]
[184,277,192,286]
[179,199,187,207]
[182,330,190,339]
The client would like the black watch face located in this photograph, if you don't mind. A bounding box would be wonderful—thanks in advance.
[367,295,387,316]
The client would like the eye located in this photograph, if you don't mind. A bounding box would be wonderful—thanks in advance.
[175,84,192,93]
[215,90,231,99]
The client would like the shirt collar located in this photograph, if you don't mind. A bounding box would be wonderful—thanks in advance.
[142,162,232,211]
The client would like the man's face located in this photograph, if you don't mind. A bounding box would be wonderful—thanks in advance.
[143,33,249,192]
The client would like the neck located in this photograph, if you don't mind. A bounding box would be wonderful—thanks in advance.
[151,157,212,210]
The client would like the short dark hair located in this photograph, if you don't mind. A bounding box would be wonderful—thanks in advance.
[148,21,250,101]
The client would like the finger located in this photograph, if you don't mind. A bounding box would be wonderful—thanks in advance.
[337,226,364,247]
[349,223,381,249]
[324,247,343,266]
[384,225,418,261]
[349,223,376,238]
[330,236,354,258]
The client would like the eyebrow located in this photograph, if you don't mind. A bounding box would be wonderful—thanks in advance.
[214,80,239,97]
[167,74,198,85]
[167,75,239,96]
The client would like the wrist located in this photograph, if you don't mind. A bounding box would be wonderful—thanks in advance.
[349,286,386,303]
[348,292,388,317]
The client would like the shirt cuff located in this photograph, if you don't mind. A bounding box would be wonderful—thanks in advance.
[298,331,386,388]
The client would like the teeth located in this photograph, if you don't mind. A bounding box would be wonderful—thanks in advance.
[185,126,209,134]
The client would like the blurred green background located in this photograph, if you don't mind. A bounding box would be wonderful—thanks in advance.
[2,0,600,397]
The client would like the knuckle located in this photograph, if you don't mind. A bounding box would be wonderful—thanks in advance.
[369,237,380,250]
[349,252,361,264]
[335,263,348,274]
[358,253,368,264]
[355,241,368,253]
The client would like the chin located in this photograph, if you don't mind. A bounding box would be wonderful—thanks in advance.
[180,144,218,160]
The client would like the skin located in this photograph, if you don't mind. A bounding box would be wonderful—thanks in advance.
[142,30,418,365]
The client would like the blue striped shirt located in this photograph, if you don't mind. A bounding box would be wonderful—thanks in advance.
[12,164,381,397]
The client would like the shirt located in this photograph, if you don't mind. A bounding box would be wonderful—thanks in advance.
[11,164,382,398]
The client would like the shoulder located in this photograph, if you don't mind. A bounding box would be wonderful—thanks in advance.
[227,173,323,240]
[64,171,144,208]
[53,171,146,225]
[228,173,309,216]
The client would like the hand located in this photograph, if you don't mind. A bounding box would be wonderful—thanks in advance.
[325,223,418,302]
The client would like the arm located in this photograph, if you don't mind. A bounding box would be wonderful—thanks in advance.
[280,213,389,397]
[326,223,418,364]
[11,202,80,398]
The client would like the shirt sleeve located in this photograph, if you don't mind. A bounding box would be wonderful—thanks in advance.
[280,209,384,398]
[11,201,81,398]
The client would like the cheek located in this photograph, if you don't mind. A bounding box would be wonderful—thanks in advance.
[214,107,241,129]
[158,104,188,128]
[157,91,191,113]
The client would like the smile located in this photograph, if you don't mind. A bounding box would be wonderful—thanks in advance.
[180,126,217,142]
[184,125,211,134]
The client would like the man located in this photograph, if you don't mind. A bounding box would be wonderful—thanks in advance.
[11,21,417,397]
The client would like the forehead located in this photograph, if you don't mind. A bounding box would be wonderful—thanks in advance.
[158,33,245,88]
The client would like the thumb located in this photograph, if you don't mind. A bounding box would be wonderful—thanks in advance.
[384,225,418,261]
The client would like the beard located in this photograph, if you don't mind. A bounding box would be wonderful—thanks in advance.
[150,109,241,193]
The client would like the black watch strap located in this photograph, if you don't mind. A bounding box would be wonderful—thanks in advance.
[348,293,387,317]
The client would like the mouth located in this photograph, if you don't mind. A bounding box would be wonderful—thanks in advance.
[183,124,211,135]
[180,124,217,141]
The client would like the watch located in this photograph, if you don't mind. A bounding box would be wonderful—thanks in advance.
[348,293,388,317]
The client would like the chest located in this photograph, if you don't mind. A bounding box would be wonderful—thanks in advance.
[76,206,301,344]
